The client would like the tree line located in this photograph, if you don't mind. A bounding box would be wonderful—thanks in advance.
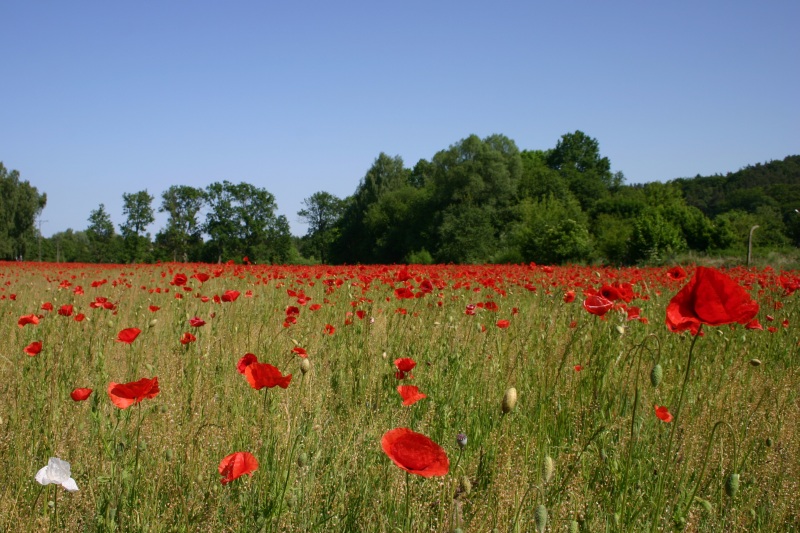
[2,132,798,265]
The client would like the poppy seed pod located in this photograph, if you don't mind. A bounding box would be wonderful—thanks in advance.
[300,358,310,375]
[502,387,518,414]
[725,472,740,498]
[534,504,548,533]
[650,364,663,388]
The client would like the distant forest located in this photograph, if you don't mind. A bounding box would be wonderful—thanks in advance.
[2,132,799,265]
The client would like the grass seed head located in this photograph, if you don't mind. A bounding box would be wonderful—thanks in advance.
[534,504,547,533]
[543,455,555,484]
[650,364,663,388]
[725,472,740,498]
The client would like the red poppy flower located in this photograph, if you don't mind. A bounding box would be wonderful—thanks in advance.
[192,272,210,283]
[324,324,335,335]
[70,388,93,401]
[221,290,240,302]
[171,273,187,286]
[189,317,206,327]
[381,428,449,477]
[24,341,42,356]
[583,295,614,317]
[563,291,576,303]
[237,353,258,374]
[18,314,40,327]
[496,319,510,329]
[148,305,160,312]
[394,357,416,379]
[292,346,308,358]
[745,319,763,330]
[655,405,673,423]
[180,332,196,345]
[41,302,54,311]
[244,362,292,390]
[574,364,583,372]
[218,451,259,485]
[666,267,759,335]
[666,266,687,281]
[116,327,141,344]
[397,385,427,406]
[74,313,86,322]
[58,304,74,317]
[107,377,160,409]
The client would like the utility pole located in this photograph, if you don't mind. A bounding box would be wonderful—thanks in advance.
[38,218,48,262]
[747,225,759,267]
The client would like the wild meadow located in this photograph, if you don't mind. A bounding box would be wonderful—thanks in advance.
[0,261,798,532]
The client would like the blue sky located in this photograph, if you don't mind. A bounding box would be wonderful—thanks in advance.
[2,1,798,237]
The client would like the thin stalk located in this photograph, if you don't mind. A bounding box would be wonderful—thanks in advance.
[649,325,702,532]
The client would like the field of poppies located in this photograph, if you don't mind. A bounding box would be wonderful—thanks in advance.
[1,261,798,532]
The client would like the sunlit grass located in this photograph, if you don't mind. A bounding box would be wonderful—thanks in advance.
[0,262,797,532]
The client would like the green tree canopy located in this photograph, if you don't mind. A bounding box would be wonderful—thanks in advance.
[0,162,47,260]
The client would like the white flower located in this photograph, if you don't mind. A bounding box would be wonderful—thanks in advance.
[35,457,79,492]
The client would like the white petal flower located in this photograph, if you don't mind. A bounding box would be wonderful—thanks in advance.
[35,457,79,492]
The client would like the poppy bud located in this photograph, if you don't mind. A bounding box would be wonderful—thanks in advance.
[148,319,157,328]
[297,452,308,468]
[456,433,467,449]
[725,472,739,498]
[697,497,712,514]
[164,449,174,461]
[543,455,555,484]
[300,358,311,375]
[749,358,762,367]
[765,437,773,448]
[502,387,518,414]
[650,364,663,388]
[534,504,548,533]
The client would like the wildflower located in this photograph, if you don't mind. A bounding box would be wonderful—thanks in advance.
[35,457,79,492]
[381,428,449,477]
[218,451,259,485]
[107,377,160,409]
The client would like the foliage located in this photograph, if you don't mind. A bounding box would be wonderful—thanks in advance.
[297,191,345,264]
[0,162,47,260]
[156,185,205,262]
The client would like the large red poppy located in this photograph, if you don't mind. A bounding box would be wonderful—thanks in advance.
[381,428,449,477]
[237,353,258,374]
[221,290,240,302]
[218,451,259,485]
[116,328,141,344]
[397,385,427,406]
[394,357,416,380]
[244,362,292,390]
[666,267,759,335]
[107,377,160,408]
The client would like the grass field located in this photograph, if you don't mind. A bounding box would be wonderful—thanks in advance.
[1,261,798,532]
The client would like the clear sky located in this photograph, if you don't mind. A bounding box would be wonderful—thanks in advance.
[2,1,798,237]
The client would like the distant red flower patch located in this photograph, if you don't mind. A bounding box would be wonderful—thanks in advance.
[496,319,510,329]
[148,305,160,312]
[218,451,259,485]
[107,377,160,409]
[666,266,687,281]
[70,388,93,402]
[58,304,74,317]
[171,273,187,286]
[24,341,42,356]
[18,314,40,327]
[397,385,427,406]
[381,428,449,477]
[324,324,335,335]
[189,317,206,328]
[116,327,141,344]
